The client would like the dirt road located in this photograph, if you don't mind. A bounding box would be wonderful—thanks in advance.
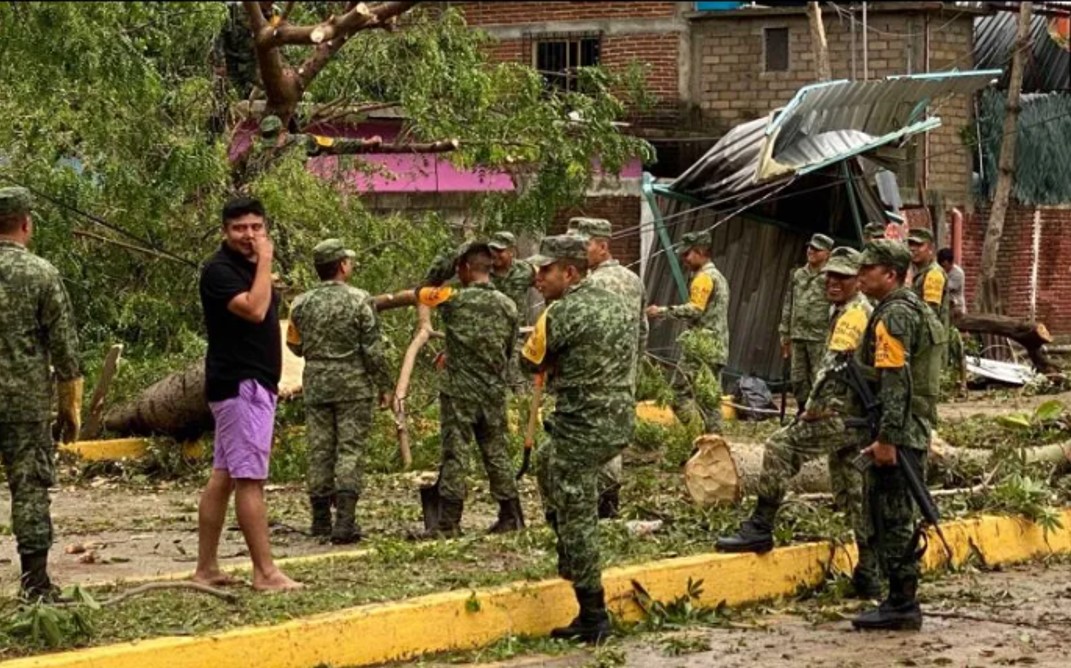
[429,560,1071,668]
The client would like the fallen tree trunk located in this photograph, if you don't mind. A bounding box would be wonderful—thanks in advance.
[688,434,1071,503]
[104,321,305,438]
[953,312,1059,374]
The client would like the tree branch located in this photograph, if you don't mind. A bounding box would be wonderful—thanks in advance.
[243,1,299,122]
[306,136,459,156]
[294,2,418,87]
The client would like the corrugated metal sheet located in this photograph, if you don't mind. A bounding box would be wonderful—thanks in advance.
[975,11,1071,93]
[670,70,1001,204]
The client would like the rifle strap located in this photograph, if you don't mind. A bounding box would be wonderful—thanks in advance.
[906,523,930,562]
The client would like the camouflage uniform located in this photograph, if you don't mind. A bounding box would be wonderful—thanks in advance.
[571,217,649,508]
[418,282,519,505]
[521,265,636,591]
[489,232,536,390]
[780,234,834,408]
[658,233,730,433]
[854,241,948,629]
[287,257,392,499]
[212,3,262,98]
[0,189,81,560]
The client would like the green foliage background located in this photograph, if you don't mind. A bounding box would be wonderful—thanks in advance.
[0,2,654,411]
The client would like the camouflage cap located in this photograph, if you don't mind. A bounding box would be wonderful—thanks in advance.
[526,234,588,268]
[313,238,356,266]
[822,246,863,276]
[859,239,911,272]
[906,227,935,245]
[863,221,886,239]
[0,187,33,217]
[679,230,712,253]
[487,231,516,250]
[808,233,835,251]
[569,217,612,239]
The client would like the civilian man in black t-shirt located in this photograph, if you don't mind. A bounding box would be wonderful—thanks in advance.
[194,197,301,591]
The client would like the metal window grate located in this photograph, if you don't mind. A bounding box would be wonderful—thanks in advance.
[527,31,602,92]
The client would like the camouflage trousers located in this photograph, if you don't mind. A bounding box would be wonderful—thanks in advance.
[535,434,623,590]
[863,449,927,583]
[438,394,518,504]
[305,399,374,498]
[1,422,55,555]
[758,416,878,582]
[789,340,825,409]
[671,359,724,434]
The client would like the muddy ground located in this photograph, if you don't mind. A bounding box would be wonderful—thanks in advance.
[425,560,1071,668]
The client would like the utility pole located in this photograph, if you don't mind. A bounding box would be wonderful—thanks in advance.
[978,1,1033,315]
[807,2,832,81]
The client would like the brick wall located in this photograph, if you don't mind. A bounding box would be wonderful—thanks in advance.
[548,195,643,267]
[961,204,1071,334]
[691,9,976,211]
[454,1,687,128]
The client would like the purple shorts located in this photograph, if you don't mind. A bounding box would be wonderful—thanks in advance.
[209,380,277,480]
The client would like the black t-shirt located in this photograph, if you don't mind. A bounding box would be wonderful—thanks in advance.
[199,243,281,402]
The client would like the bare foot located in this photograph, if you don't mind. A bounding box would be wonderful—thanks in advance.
[192,570,242,587]
[252,569,303,592]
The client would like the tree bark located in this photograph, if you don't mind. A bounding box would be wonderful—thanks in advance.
[103,364,213,439]
[806,2,832,82]
[977,1,1033,314]
[953,311,1059,373]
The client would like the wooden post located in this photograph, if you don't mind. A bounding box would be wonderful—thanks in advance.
[807,2,832,81]
[80,344,123,440]
[978,1,1033,315]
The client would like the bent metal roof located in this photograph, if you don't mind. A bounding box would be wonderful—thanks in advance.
[667,69,1002,204]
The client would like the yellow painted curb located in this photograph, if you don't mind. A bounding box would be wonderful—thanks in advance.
[59,439,203,462]
[6,510,1071,668]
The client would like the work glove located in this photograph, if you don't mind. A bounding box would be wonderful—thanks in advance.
[56,377,84,444]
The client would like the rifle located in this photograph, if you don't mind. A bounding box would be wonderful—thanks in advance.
[837,354,955,561]
[779,353,790,425]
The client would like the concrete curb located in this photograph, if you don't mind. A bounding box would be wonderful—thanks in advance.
[59,439,202,462]
[5,510,1071,668]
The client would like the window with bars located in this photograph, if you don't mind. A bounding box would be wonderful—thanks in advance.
[763,27,789,73]
[532,34,601,92]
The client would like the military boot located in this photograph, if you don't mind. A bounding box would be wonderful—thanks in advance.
[309,495,333,538]
[412,498,463,540]
[597,484,621,520]
[20,550,59,602]
[551,586,612,644]
[715,497,778,553]
[487,498,525,534]
[331,492,362,544]
[849,542,883,600]
[851,575,922,631]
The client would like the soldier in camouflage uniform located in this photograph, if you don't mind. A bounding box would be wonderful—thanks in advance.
[0,187,82,600]
[489,232,536,391]
[568,217,647,519]
[414,242,523,537]
[779,234,833,411]
[521,234,637,643]
[852,240,947,631]
[906,228,950,327]
[646,230,730,433]
[716,247,881,597]
[287,239,393,544]
[863,221,886,244]
[211,2,271,98]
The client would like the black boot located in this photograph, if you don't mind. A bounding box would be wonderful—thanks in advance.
[309,495,333,538]
[413,498,463,540]
[848,543,883,600]
[551,586,612,643]
[597,484,621,520]
[852,575,922,631]
[331,492,362,544]
[20,550,57,602]
[487,498,525,534]
[715,497,778,553]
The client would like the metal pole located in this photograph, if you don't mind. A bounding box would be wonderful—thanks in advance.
[862,1,869,80]
[641,172,689,302]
